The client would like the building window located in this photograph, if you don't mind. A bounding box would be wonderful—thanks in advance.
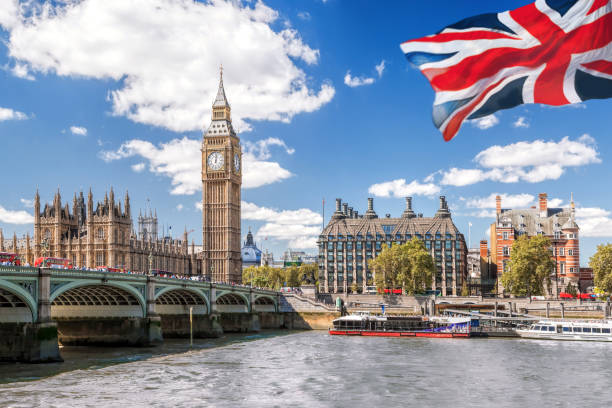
[554,231,561,239]
[569,267,575,273]
[503,246,510,256]
[425,234,432,240]
[568,249,574,256]
[445,241,452,250]
[327,242,333,250]
[44,229,51,240]
[503,232,508,240]
[560,262,566,275]
[337,242,343,250]
[347,254,353,261]
[96,253,105,266]
[356,242,363,250]
[327,255,334,261]
[347,242,353,250]
[366,242,372,250]
[97,228,105,239]
[456,241,461,249]
[435,241,441,250]
[405,234,412,240]
[425,241,431,250]
[559,248,565,256]
[502,260,508,273]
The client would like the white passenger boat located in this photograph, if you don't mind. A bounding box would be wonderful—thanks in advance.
[516,320,612,342]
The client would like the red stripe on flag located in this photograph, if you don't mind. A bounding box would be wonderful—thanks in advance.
[587,0,609,15]
[582,60,612,75]
[442,78,505,141]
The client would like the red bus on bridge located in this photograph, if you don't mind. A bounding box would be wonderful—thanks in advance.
[33,257,73,269]
[0,252,21,266]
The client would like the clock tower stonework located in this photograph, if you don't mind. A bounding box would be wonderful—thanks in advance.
[202,69,242,283]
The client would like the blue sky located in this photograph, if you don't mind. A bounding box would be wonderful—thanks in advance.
[0,0,610,264]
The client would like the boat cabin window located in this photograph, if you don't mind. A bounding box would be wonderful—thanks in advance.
[583,327,592,333]
[548,326,555,332]
[592,328,601,333]
[540,327,548,331]
[534,326,541,330]
[562,327,570,332]
[573,327,582,333]
[603,328,611,334]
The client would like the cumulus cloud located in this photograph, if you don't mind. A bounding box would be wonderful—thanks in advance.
[2,0,334,132]
[0,107,27,121]
[576,207,612,237]
[464,193,536,210]
[70,126,87,136]
[100,136,294,194]
[513,116,529,128]
[176,204,184,211]
[0,206,34,224]
[344,71,374,87]
[440,135,600,186]
[11,63,35,80]
[242,201,322,249]
[368,178,440,198]
[470,114,499,130]
[297,11,311,21]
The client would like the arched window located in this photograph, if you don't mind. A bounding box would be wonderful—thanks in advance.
[44,229,51,240]
[97,228,105,239]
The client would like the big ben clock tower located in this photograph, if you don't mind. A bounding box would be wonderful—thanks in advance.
[202,67,242,283]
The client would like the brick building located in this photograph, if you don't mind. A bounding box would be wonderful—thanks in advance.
[318,196,467,295]
[489,193,579,296]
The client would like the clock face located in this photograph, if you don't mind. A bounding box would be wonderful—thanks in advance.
[233,153,240,173]
[207,151,224,171]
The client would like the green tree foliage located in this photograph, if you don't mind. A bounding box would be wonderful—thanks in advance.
[242,264,318,290]
[591,243,612,294]
[501,235,555,296]
[461,283,469,297]
[369,238,434,295]
[565,282,577,296]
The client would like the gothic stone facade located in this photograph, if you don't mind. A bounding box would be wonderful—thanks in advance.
[201,70,242,283]
[5,189,196,275]
[490,193,580,296]
[318,196,467,295]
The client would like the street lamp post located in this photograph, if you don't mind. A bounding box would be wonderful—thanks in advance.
[148,251,153,276]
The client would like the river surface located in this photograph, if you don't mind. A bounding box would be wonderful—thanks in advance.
[2,330,612,407]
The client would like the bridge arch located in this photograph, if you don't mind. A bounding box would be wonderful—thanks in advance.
[0,279,36,322]
[215,292,249,313]
[154,287,209,315]
[50,281,146,318]
[253,295,277,312]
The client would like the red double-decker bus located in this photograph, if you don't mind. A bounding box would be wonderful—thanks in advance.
[33,257,73,269]
[0,252,20,266]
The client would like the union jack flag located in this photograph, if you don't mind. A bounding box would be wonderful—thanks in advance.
[401,0,612,141]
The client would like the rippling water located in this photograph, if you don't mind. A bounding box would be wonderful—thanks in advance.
[2,331,612,407]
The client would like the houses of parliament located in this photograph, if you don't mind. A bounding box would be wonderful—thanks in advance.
[1,70,243,282]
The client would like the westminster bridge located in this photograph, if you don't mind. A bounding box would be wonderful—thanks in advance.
[0,265,286,362]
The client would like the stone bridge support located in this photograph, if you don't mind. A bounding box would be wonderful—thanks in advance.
[0,269,61,363]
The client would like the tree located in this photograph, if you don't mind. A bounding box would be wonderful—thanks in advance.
[461,283,469,297]
[565,282,577,296]
[242,264,319,290]
[591,243,612,294]
[501,235,555,297]
[350,280,359,294]
[369,238,434,295]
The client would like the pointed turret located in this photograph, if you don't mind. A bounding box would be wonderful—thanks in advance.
[213,64,229,108]
[87,188,93,216]
[435,196,451,218]
[34,189,40,222]
[205,65,235,138]
[124,190,131,218]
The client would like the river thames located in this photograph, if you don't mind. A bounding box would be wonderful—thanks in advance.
[2,330,612,407]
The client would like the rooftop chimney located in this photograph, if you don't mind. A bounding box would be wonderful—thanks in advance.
[348,207,354,218]
[435,196,451,218]
[342,203,348,216]
[480,240,488,259]
[539,193,547,217]
[402,196,416,219]
[364,197,377,219]
[332,198,345,220]
[496,195,501,215]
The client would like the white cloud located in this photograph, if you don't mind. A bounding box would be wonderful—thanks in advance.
[464,193,535,210]
[513,116,529,128]
[470,114,499,130]
[19,198,34,208]
[176,204,184,211]
[440,135,600,187]
[100,136,294,194]
[576,207,612,237]
[344,71,374,87]
[0,107,27,121]
[368,178,440,198]
[0,206,34,224]
[131,162,145,173]
[242,201,322,249]
[11,63,35,80]
[2,0,334,133]
[297,11,310,21]
[70,126,88,136]
[375,60,386,78]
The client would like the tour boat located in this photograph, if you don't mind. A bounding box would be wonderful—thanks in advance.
[329,311,472,338]
[516,320,612,342]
